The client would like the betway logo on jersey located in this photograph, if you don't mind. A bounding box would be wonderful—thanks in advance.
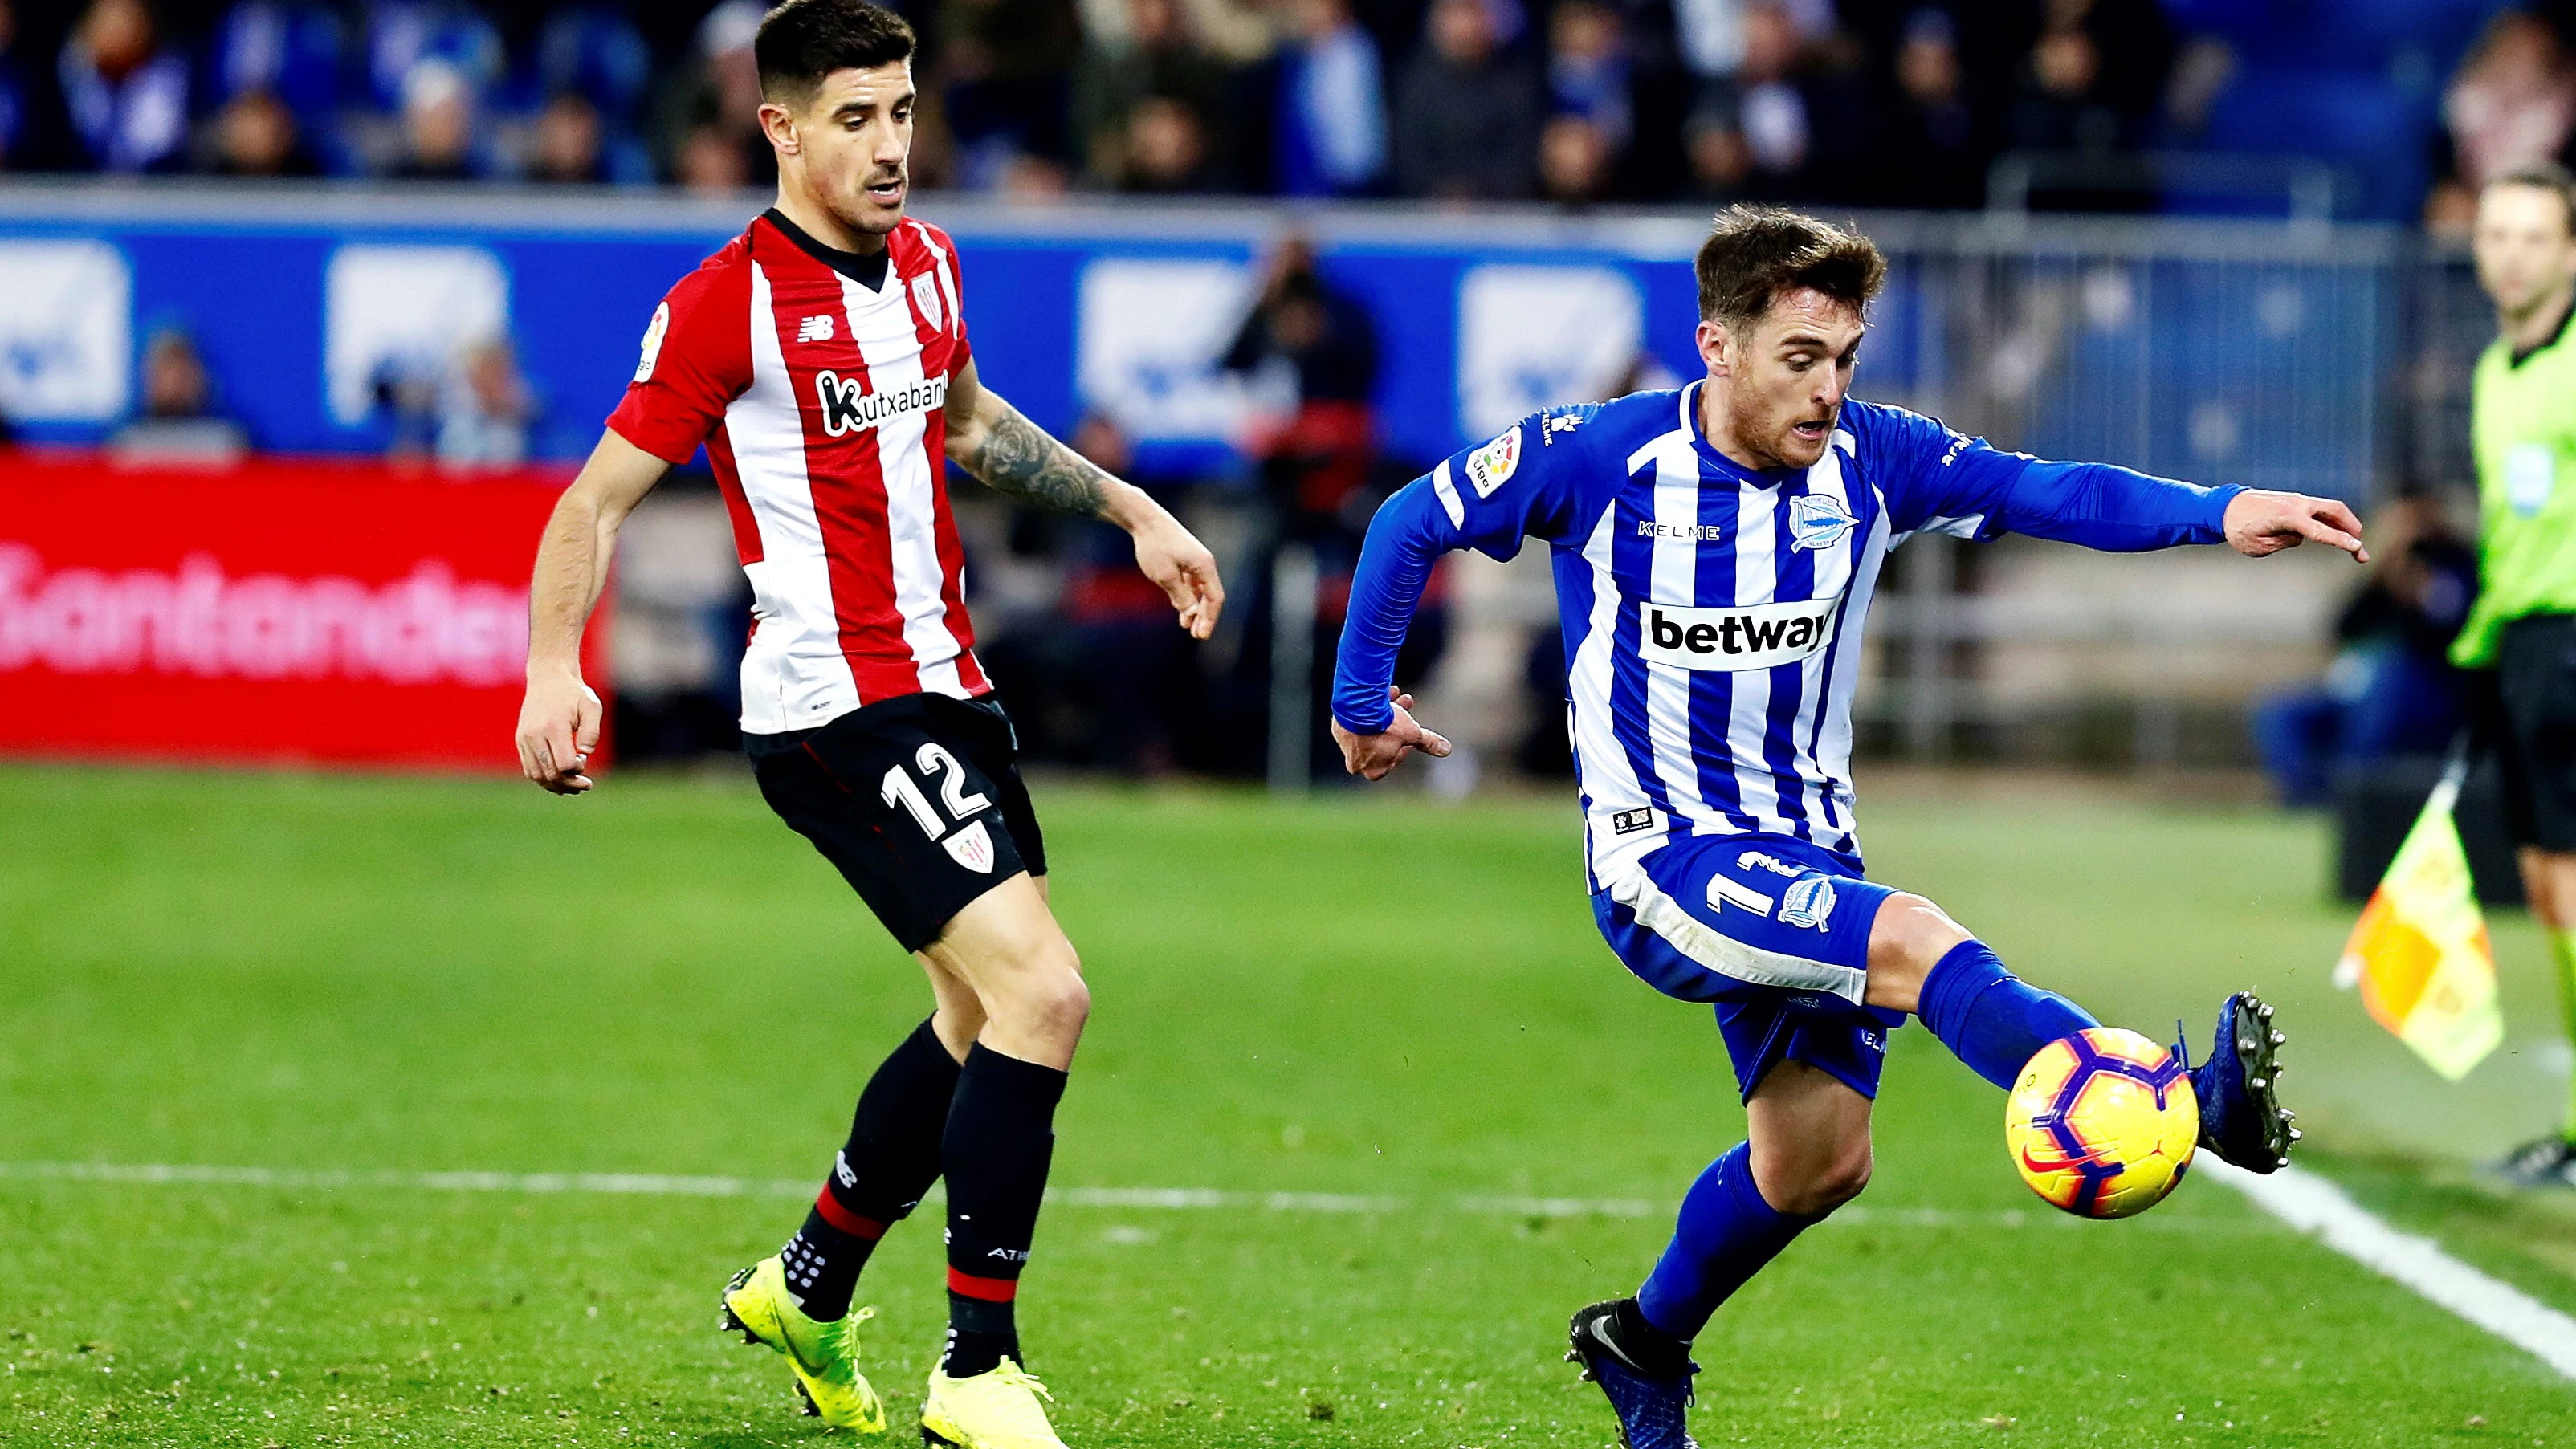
[1637,596,1840,672]
[814,372,946,438]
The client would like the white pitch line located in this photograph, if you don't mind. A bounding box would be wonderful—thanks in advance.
[18,1157,2565,1376]
[0,1159,2254,1232]
[2201,1158,2576,1380]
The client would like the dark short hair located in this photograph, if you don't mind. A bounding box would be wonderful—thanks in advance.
[1694,206,1888,331]
[2487,161,2576,235]
[756,0,917,106]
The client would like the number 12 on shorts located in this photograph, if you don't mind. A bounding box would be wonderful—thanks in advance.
[882,743,992,839]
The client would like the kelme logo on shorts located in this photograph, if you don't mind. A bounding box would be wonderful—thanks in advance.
[815,372,948,438]
[1637,597,1839,672]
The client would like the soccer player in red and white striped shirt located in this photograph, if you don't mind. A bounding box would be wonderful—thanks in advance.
[513,3,1221,1441]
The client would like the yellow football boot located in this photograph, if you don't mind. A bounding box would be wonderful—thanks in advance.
[719,1256,887,1431]
[920,1357,1069,1449]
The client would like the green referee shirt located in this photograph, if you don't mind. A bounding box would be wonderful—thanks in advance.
[2455,300,2576,669]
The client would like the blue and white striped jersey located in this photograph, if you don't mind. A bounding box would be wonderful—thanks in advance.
[1333,382,2239,890]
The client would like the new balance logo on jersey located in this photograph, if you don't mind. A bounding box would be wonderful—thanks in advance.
[797,314,835,343]
[1639,597,1840,671]
[814,372,948,438]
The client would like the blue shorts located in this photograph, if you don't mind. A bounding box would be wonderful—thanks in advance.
[1593,832,1906,1102]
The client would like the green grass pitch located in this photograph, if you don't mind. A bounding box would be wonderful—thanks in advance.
[4,763,2575,1446]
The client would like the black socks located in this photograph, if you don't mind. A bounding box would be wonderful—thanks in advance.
[771,1023,1070,1370]
[939,1044,1069,1376]
[780,1018,962,1321]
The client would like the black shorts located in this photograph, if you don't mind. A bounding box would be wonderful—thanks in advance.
[745,693,1047,953]
[2495,614,2576,851]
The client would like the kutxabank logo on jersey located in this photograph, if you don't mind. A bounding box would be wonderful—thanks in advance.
[813,371,948,438]
[1638,596,1840,672]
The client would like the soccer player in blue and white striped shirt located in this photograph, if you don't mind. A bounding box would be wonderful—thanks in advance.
[1331,207,2362,1449]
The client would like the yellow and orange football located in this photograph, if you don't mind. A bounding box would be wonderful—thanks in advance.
[2004,1027,2199,1219]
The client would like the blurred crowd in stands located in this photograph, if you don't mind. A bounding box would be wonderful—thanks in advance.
[6,0,2562,781]
[0,0,2572,222]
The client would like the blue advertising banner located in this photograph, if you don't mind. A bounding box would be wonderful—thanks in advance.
[0,187,1716,474]
[0,185,2386,495]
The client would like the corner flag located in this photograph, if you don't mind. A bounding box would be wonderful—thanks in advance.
[2333,754,2505,1081]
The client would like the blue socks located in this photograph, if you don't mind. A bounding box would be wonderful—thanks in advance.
[1636,1142,1820,1342]
[1632,942,2095,1345]
[1915,939,2098,1090]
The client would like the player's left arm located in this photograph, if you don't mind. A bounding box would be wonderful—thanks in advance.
[1871,406,2366,563]
[2218,488,2369,561]
[2002,456,2368,561]
[944,356,1223,639]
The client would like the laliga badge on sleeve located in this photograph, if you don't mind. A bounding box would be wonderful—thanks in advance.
[943,820,997,874]
[1464,427,1522,498]
[634,302,670,384]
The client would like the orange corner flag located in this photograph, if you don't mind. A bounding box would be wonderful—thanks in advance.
[2334,762,2503,1081]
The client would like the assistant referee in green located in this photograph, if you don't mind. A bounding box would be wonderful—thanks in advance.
[2458,162,2576,1187]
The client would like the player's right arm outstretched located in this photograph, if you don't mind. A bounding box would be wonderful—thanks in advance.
[516,429,670,794]
[1331,412,1588,780]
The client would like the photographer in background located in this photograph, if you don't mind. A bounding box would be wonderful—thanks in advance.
[2253,495,2476,808]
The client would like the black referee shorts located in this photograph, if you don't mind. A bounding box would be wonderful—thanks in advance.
[746,693,1048,953]
[2495,614,2576,852]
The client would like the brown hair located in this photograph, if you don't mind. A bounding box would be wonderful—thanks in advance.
[1694,206,1888,331]
[756,0,917,106]
[2487,161,2576,235]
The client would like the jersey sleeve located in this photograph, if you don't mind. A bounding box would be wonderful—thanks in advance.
[605,258,752,466]
[942,232,971,376]
[1331,409,1592,733]
[1858,402,2241,552]
[911,220,972,378]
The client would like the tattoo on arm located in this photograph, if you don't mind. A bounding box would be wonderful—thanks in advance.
[965,401,1112,518]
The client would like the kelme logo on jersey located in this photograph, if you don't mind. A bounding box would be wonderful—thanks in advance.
[1464,427,1521,497]
[814,371,948,438]
[1637,597,1839,672]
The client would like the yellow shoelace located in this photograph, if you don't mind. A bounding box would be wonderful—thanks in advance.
[992,1362,1052,1402]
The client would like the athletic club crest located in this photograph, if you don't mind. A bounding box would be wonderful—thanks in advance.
[943,820,995,873]
[911,271,944,332]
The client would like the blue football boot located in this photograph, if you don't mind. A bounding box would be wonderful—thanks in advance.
[1567,1300,1698,1449]
[2184,991,2300,1174]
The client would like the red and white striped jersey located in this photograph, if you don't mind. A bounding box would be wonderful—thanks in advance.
[607,209,987,735]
